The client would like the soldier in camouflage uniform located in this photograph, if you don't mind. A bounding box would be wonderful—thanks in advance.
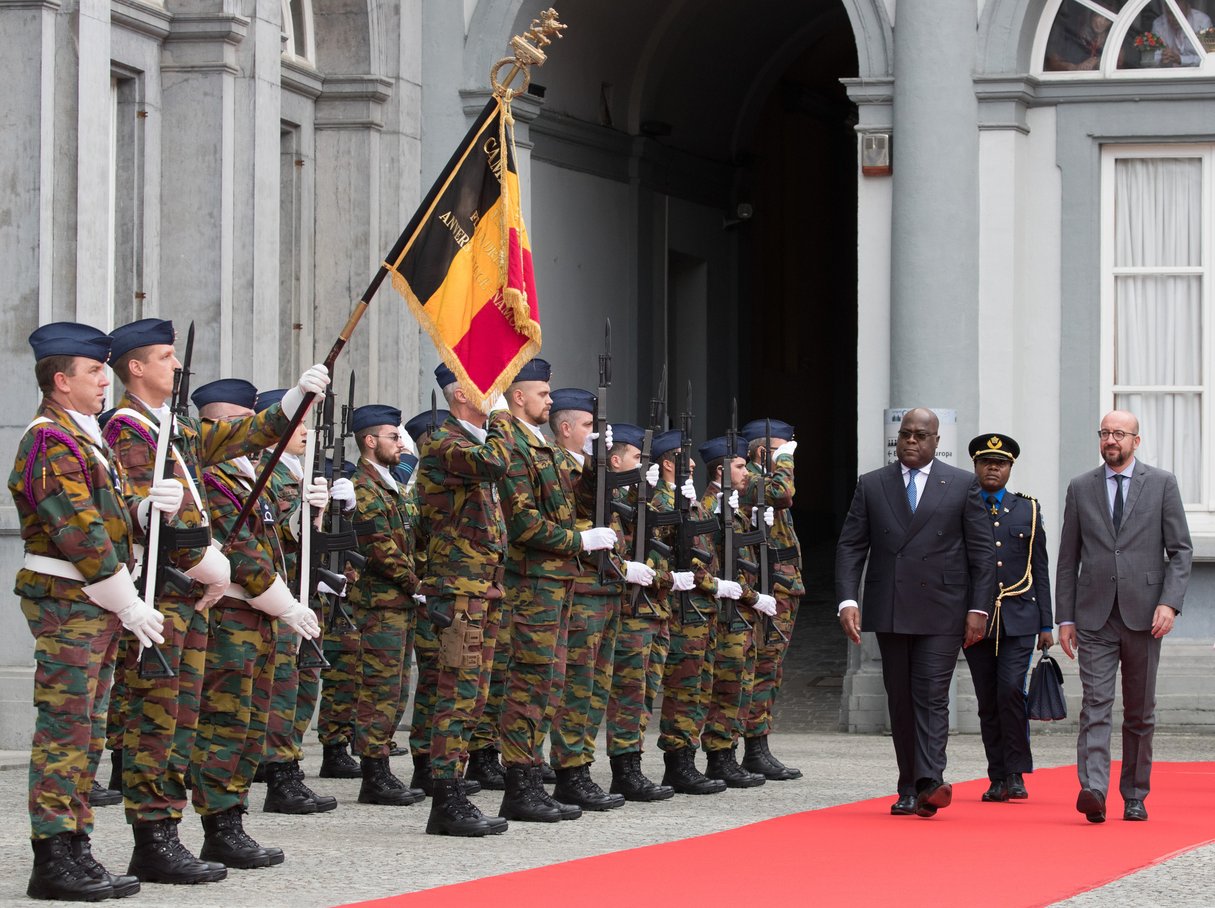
[345,404,424,806]
[697,436,777,788]
[11,322,179,900]
[496,359,618,823]
[103,319,316,882]
[737,418,803,781]
[253,388,348,815]
[419,363,515,836]
[189,378,326,868]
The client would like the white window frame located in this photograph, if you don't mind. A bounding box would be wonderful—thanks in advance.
[281,0,315,63]
[1100,143,1214,532]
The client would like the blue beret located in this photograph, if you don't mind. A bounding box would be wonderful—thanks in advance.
[512,357,551,383]
[434,362,457,388]
[740,419,795,443]
[651,429,683,460]
[550,387,596,415]
[352,404,402,435]
[109,318,174,361]
[609,423,645,451]
[698,435,746,465]
[98,408,117,430]
[405,409,448,442]
[393,453,419,484]
[192,378,258,410]
[29,322,112,363]
[255,388,287,413]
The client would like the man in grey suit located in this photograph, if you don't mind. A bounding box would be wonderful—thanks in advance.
[836,408,996,817]
[1057,409,1192,823]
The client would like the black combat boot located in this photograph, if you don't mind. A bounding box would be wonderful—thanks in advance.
[28,833,114,902]
[705,746,766,788]
[289,761,337,812]
[410,754,482,797]
[609,752,675,802]
[69,834,140,898]
[108,748,123,792]
[539,761,556,784]
[530,766,582,819]
[553,765,624,811]
[741,735,802,781]
[252,762,266,783]
[262,761,317,814]
[90,780,122,808]
[662,747,727,795]
[358,756,425,806]
[128,819,227,884]
[199,807,281,870]
[388,739,407,757]
[497,765,562,822]
[466,747,507,790]
[318,742,361,779]
[425,779,495,836]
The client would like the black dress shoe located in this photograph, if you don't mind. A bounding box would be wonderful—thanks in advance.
[890,794,916,815]
[1076,788,1106,823]
[981,780,1009,803]
[1006,773,1028,800]
[914,780,952,818]
[1123,799,1148,821]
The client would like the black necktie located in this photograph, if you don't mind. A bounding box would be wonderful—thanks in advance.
[986,494,999,517]
[1112,474,1125,534]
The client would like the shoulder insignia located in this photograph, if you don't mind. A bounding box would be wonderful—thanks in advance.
[1015,491,1037,501]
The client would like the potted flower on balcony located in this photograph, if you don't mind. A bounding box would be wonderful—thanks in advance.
[1199,26,1215,54]
[1134,31,1164,67]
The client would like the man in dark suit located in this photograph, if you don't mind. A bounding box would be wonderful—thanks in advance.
[963,433,1054,804]
[836,408,996,817]
[1056,410,1192,823]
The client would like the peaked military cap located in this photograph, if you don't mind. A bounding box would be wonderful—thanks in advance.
[254,388,287,413]
[698,435,747,465]
[511,357,551,383]
[434,362,458,388]
[109,318,174,361]
[969,433,1020,462]
[192,378,257,410]
[609,423,645,451]
[352,404,402,435]
[29,322,112,363]
[405,408,449,443]
[651,428,683,460]
[740,418,795,443]
[550,388,596,414]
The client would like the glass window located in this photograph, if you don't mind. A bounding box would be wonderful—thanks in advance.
[281,0,313,61]
[1038,0,1215,75]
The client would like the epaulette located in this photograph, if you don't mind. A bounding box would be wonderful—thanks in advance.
[1015,491,1037,501]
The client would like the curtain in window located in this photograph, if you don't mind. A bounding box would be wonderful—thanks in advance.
[1113,157,1202,502]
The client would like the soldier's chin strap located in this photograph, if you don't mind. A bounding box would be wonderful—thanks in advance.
[987,496,1038,655]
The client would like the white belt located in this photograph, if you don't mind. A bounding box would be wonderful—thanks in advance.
[23,553,85,582]
[223,584,251,601]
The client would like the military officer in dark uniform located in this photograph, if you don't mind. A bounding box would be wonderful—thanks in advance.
[965,433,1054,802]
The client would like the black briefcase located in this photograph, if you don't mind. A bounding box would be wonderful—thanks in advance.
[1027,652,1067,721]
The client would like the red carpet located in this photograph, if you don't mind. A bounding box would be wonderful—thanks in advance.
[342,762,1215,908]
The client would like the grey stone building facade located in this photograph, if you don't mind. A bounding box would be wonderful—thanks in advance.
[1,0,1213,745]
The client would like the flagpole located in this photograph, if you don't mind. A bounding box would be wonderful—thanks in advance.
[222,8,567,552]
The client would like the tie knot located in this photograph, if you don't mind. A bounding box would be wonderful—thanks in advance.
[908,468,919,479]
[1114,474,1125,486]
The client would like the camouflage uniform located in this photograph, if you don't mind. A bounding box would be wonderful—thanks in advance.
[10,401,139,840]
[349,458,418,760]
[407,487,438,761]
[417,412,513,780]
[103,393,288,823]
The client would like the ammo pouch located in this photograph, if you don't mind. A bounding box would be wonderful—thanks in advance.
[438,598,483,671]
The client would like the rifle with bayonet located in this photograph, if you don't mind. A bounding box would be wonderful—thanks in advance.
[749,418,788,644]
[623,366,666,616]
[593,320,626,585]
[295,404,330,670]
[717,400,752,631]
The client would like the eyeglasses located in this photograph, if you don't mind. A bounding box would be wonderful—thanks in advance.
[373,434,403,442]
[1097,429,1136,441]
[897,430,937,442]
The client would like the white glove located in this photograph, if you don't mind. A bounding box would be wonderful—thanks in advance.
[304,477,329,510]
[413,594,426,605]
[149,477,184,515]
[671,571,695,592]
[281,363,331,418]
[624,561,655,586]
[681,477,697,502]
[727,489,739,511]
[248,576,321,639]
[714,578,742,600]
[603,424,613,450]
[282,602,321,639]
[774,440,797,461]
[753,594,778,617]
[580,527,617,552]
[81,566,167,647]
[317,578,346,597]
[330,477,355,507]
[646,463,660,487]
[751,506,774,528]
[117,600,167,648]
[186,544,231,612]
[582,432,599,457]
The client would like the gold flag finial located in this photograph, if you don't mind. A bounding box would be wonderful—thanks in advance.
[491,7,567,98]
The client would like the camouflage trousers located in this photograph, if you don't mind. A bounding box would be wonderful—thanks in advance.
[117,596,208,823]
[605,612,669,756]
[498,576,572,766]
[190,603,275,816]
[21,597,120,839]
[409,615,440,757]
[317,609,360,747]
[263,625,303,765]
[744,592,801,738]
[468,591,513,755]
[352,604,415,760]
[702,613,756,753]
[430,594,502,779]
[550,588,620,769]
[104,639,127,753]
[658,596,718,752]
[287,602,323,756]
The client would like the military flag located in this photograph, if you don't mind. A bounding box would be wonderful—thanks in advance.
[386,95,541,409]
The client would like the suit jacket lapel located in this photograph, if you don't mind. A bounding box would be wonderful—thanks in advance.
[1092,467,1117,540]
[906,459,948,535]
[881,463,911,530]
[1119,463,1148,531]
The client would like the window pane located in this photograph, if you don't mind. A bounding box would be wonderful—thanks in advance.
[1114,392,1202,502]
[1114,157,1201,267]
[1118,0,1211,69]
[1115,275,1202,385]
[1045,1,1118,72]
